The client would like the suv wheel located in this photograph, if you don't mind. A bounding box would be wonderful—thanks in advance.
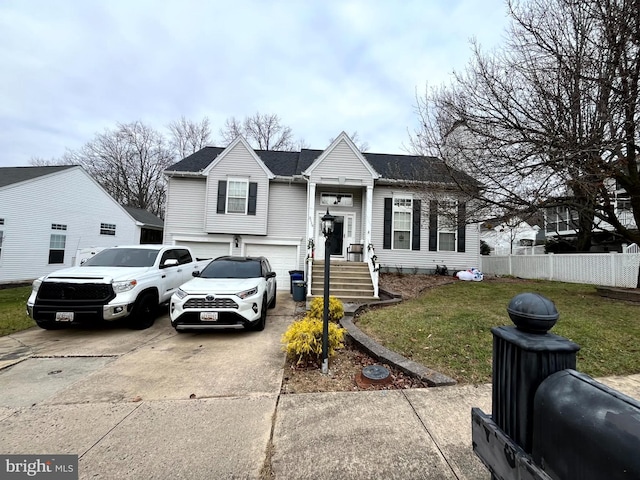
[268,290,277,309]
[130,293,157,330]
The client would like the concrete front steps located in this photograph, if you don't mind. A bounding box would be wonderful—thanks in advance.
[309,260,378,303]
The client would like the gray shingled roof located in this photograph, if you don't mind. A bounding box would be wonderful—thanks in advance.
[123,206,164,229]
[166,147,476,185]
[0,165,76,188]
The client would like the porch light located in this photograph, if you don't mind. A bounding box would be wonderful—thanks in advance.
[321,208,334,374]
[321,209,335,237]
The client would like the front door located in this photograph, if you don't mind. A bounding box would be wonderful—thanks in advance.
[315,212,356,260]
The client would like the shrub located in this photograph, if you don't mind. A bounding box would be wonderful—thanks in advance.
[281,316,346,366]
[307,296,344,322]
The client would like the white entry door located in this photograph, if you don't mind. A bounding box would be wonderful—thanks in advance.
[315,211,356,260]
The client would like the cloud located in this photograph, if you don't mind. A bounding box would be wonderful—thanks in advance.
[0,0,510,165]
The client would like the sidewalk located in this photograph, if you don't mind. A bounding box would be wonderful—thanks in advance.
[270,374,640,479]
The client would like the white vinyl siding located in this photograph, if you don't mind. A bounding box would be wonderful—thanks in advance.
[371,186,480,271]
[0,167,142,283]
[205,142,269,235]
[306,139,375,187]
[163,177,207,243]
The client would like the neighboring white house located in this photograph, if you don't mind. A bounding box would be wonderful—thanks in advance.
[163,132,482,291]
[0,165,163,284]
[481,216,545,255]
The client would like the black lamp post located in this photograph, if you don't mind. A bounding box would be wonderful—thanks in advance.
[321,208,335,374]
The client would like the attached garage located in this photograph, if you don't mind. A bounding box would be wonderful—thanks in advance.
[177,241,231,261]
[244,243,299,290]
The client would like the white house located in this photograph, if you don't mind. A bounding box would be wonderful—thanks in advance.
[163,132,482,297]
[0,165,163,284]
[481,216,544,255]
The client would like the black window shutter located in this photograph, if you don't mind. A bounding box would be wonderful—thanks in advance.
[383,198,392,249]
[457,203,466,252]
[428,201,438,251]
[217,180,227,214]
[412,199,421,250]
[248,182,258,215]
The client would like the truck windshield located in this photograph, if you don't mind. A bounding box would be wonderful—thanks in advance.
[82,248,159,267]
[200,259,262,279]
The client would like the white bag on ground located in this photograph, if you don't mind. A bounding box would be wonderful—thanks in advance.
[456,268,483,281]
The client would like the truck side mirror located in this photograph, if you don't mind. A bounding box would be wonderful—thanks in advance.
[162,258,179,268]
[192,271,200,277]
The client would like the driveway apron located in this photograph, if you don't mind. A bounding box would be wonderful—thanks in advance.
[0,292,294,479]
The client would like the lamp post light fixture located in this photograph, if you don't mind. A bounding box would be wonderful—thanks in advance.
[321,208,335,374]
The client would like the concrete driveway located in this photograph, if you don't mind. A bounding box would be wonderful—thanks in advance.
[0,292,295,479]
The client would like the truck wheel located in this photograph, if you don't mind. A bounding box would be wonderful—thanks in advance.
[247,296,267,331]
[35,320,67,330]
[130,293,157,330]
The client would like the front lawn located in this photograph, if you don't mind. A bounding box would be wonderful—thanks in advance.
[356,279,640,384]
[0,286,35,336]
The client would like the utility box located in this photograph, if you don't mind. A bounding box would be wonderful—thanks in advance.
[292,280,306,302]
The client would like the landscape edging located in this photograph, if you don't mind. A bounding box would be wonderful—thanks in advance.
[340,290,457,387]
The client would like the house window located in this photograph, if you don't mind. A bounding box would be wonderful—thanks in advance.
[0,230,3,258]
[438,201,457,251]
[227,179,249,214]
[321,193,353,207]
[545,206,576,233]
[393,197,412,250]
[49,234,66,264]
[100,223,116,235]
[51,223,67,230]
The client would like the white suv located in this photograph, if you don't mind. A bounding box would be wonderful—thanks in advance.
[170,256,277,332]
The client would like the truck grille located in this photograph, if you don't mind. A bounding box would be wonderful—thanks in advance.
[38,282,115,302]
[184,298,239,309]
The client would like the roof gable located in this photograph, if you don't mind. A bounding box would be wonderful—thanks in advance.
[202,136,275,179]
[302,132,379,179]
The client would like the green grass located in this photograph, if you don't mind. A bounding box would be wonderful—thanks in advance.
[357,280,640,384]
[0,286,36,336]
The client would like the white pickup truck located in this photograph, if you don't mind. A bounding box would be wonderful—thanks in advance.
[27,245,205,330]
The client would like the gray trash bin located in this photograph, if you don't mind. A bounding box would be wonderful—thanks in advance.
[292,280,306,302]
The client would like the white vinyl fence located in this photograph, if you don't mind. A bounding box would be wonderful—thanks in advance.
[481,252,640,288]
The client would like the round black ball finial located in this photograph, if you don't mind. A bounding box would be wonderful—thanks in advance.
[507,292,559,333]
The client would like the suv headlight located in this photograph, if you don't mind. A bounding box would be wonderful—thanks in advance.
[113,280,137,293]
[236,286,258,299]
[174,288,188,300]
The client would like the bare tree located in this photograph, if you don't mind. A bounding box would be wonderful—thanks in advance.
[168,116,212,160]
[409,0,640,250]
[219,112,298,151]
[330,131,369,152]
[66,121,174,217]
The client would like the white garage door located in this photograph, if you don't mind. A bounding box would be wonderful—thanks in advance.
[177,241,231,262]
[245,244,299,290]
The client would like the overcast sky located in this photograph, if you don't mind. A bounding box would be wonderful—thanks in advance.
[0,0,510,167]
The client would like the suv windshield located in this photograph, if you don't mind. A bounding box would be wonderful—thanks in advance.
[82,248,160,267]
[201,259,262,279]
